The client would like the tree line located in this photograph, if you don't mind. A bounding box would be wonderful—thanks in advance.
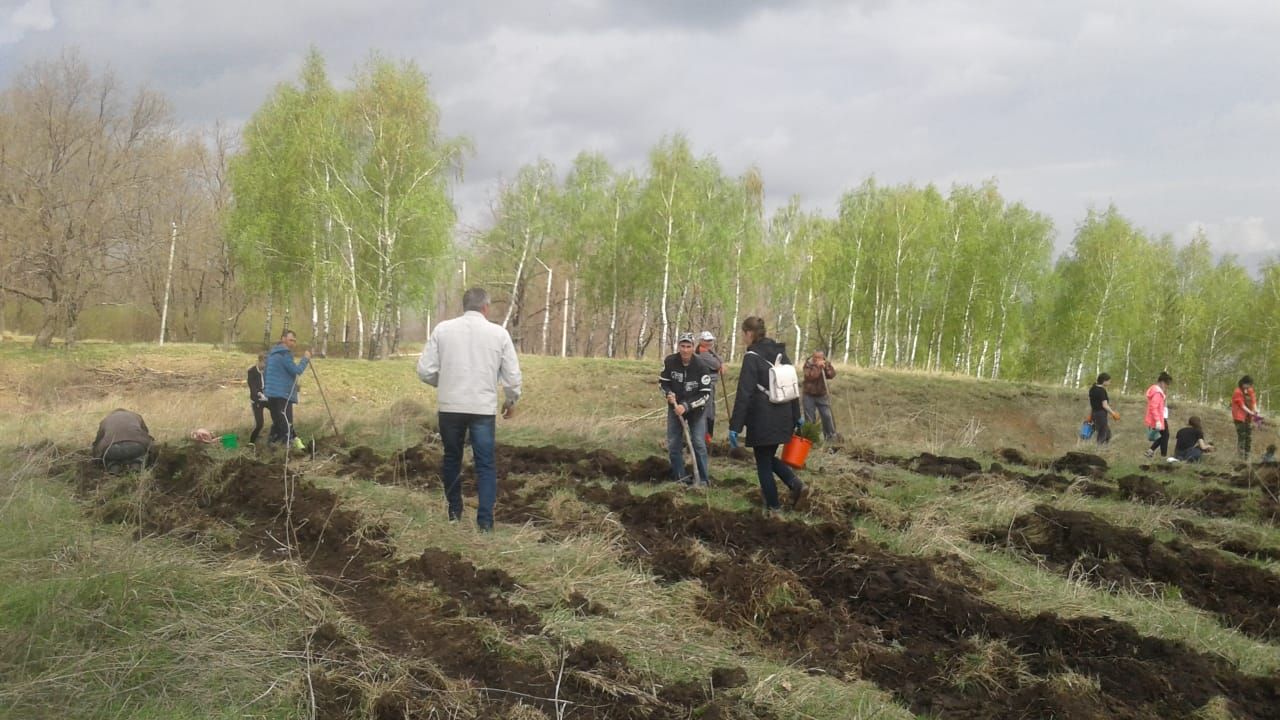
[1,50,1276,404]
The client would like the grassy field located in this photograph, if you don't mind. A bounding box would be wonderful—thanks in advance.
[1,339,1277,719]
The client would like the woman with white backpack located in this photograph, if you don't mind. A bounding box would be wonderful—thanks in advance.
[728,316,807,514]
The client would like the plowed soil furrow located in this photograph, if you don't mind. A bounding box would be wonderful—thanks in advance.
[976,504,1280,641]
[288,441,1280,717]
[576,483,1280,719]
[72,446,773,720]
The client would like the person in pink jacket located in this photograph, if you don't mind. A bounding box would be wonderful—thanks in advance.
[1144,372,1173,458]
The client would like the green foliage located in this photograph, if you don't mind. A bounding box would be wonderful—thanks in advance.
[227,49,463,357]
[796,421,823,445]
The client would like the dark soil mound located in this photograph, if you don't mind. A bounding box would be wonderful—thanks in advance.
[584,484,1280,718]
[913,452,983,478]
[711,666,749,689]
[995,447,1032,466]
[1118,474,1167,503]
[1013,472,1072,492]
[398,549,541,633]
[74,444,775,719]
[1051,451,1108,477]
[978,504,1280,641]
[1190,487,1246,518]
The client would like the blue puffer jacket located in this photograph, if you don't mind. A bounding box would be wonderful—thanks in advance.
[264,343,308,402]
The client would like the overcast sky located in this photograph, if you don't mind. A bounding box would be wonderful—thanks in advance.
[2,0,1277,268]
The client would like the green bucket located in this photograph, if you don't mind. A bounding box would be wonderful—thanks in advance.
[221,433,238,449]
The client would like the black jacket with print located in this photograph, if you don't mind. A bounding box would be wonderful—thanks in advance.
[659,353,713,413]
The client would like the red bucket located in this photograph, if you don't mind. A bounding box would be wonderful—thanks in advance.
[781,434,813,470]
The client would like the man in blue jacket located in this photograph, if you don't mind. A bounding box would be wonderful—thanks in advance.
[264,329,311,447]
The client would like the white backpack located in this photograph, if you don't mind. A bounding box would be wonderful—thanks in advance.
[746,351,800,404]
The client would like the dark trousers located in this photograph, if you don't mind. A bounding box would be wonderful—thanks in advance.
[1176,446,1204,463]
[1235,421,1252,458]
[752,444,801,510]
[101,441,148,471]
[706,391,717,441]
[803,394,838,439]
[250,402,266,444]
[1091,410,1111,444]
[267,397,296,444]
[439,412,497,529]
[1149,426,1170,457]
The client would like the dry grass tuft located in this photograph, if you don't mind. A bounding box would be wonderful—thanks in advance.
[945,637,1037,695]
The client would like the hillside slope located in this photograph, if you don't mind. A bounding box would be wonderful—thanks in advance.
[2,343,1278,719]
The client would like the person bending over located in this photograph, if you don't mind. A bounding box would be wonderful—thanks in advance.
[1173,416,1215,463]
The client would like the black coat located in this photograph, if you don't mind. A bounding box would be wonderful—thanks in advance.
[729,338,801,447]
[247,365,266,404]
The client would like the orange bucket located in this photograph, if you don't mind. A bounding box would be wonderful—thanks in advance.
[781,435,813,470]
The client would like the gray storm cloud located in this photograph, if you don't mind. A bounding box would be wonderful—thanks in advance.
[0,0,1275,266]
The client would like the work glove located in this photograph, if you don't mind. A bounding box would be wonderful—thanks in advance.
[795,419,804,433]
[1110,411,1120,421]
[728,430,739,449]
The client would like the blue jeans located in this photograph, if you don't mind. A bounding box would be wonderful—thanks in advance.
[753,444,800,510]
[439,412,497,529]
[666,408,709,483]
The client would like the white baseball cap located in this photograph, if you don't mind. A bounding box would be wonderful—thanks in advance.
[699,331,715,341]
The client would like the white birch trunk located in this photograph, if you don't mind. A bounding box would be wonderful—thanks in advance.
[343,228,365,360]
[567,276,576,357]
[658,172,677,352]
[538,259,552,356]
[159,221,177,345]
[320,289,330,357]
[561,277,570,357]
[791,284,801,351]
[607,285,618,359]
[730,248,743,359]
[263,290,274,346]
[1122,339,1132,393]
[637,299,650,359]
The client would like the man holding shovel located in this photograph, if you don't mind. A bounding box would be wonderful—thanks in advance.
[802,350,838,442]
[264,329,310,449]
[660,333,713,486]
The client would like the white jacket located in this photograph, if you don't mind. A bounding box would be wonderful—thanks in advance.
[417,311,522,415]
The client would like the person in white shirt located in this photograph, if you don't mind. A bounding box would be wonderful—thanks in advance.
[417,288,522,531]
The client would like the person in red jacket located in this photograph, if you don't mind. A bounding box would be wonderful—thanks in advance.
[1144,372,1172,459]
[1231,375,1262,460]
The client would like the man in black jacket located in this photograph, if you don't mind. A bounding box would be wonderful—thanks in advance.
[247,353,268,445]
[660,333,713,485]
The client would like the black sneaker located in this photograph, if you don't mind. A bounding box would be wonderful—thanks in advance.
[676,475,694,485]
[447,508,462,523]
[477,523,493,533]
[789,480,808,507]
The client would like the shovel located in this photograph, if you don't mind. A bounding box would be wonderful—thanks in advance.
[679,412,704,486]
[308,361,343,443]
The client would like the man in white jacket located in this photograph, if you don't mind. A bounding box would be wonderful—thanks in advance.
[417,287,523,531]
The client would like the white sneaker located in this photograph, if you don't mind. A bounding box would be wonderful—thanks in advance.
[1166,457,1180,463]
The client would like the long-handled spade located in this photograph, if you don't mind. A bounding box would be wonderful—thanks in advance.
[308,361,343,444]
[679,413,703,486]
